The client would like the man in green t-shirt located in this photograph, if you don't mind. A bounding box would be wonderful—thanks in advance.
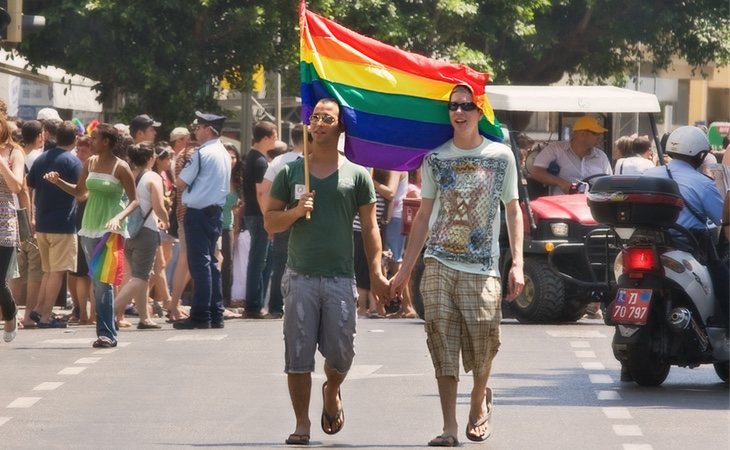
[265,98,389,446]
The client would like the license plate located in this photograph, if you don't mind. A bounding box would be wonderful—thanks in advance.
[610,288,653,325]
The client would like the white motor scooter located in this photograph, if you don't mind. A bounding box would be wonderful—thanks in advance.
[587,175,729,386]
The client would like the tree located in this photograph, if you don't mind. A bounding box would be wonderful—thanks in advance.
[17,0,298,128]
[13,1,730,129]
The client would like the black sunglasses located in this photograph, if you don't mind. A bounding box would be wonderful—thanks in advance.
[448,101,478,112]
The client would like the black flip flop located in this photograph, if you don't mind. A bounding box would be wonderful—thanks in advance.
[321,382,344,435]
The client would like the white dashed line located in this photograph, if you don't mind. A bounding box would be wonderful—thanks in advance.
[623,444,653,450]
[613,424,643,436]
[0,417,10,427]
[570,341,591,348]
[575,350,596,358]
[597,390,621,400]
[581,361,606,370]
[547,330,606,338]
[33,382,64,391]
[602,407,632,419]
[58,367,87,375]
[589,374,613,384]
[166,334,227,341]
[74,357,101,364]
[93,348,117,355]
[7,397,41,408]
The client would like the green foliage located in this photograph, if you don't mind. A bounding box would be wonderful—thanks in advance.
[14,0,730,128]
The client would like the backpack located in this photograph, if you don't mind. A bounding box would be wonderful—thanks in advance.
[127,171,153,239]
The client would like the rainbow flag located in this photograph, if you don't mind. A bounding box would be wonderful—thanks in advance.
[300,2,502,170]
[88,232,125,286]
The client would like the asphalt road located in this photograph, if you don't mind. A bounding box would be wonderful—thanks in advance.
[1,315,728,449]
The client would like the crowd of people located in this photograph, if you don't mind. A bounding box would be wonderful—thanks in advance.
[0,101,425,346]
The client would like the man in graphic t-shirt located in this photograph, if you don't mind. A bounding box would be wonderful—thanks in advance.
[390,84,524,446]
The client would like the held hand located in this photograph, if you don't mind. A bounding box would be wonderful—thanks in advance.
[43,171,61,184]
[389,269,410,299]
[158,219,169,231]
[296,191,315,218]
[559,179,573,194]
[371,273,391,302]
[105,216,121,232]
[505,265,525,302]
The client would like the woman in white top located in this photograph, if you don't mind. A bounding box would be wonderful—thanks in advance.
[114,143,169,329]
[614,135,655,175]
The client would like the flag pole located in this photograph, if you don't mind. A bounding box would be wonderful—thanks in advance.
[303,124,311,220]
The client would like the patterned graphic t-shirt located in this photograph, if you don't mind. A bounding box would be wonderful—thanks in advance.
[421,138,518,276]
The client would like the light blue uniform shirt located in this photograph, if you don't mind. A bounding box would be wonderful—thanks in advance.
[644,159,723,230]
[180,138,231,209]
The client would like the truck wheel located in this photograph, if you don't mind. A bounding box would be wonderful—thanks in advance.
[509,257,564,323]
[411,253,425,320]
[714,362,729,383]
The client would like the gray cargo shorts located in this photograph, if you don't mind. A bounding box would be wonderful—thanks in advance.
[282,269,358,374]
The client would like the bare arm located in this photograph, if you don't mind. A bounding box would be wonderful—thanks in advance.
[44,157,90,199]
[530,166,572,194]
[105,160,138,231]
[149,176,169,230]
[258,179,272,213]
[389,198,434,297]
[503,199,525,301]
[0,147,25,194]
[359,201,389,299]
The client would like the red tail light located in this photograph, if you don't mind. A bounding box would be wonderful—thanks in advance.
[623,248,657,272]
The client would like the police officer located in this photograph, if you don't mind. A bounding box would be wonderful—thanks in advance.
[173,112,232,329]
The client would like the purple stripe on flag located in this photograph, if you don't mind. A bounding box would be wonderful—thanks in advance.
[344,136,429,171]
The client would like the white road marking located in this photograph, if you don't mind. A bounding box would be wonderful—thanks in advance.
[93,348,117,355]
[597,390,621,400]
[581,361,606,370]
[7,397,41,408]
[33,382,64,391]
[589,374,613,384]
[623,445,653,450]
[547,330,606,338]
[58,367,87,375]
[602,407,632,419]
[0,417,10,427]
[74,357,101,364]
[166,334,227,341]
[575,350,596,358]
[613,424,643,436]
[570,341,591,348]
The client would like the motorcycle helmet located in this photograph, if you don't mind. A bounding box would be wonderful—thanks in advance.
[665,126,710,158]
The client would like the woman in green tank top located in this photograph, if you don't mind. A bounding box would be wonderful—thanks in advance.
[45,124,138,348]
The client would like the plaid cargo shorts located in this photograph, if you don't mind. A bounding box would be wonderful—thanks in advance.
[420,258,502,380]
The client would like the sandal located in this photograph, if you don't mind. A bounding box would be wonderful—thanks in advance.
[428,434,459,447]
[92,337,117,348]
[285,433,310,445]
[321,382,344,435]
[466,387,492,442]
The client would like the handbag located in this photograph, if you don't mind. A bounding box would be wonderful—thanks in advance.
[127,171,153,239]
[16,208,32,242]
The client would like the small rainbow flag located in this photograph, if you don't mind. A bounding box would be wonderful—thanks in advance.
[300,2,502,170]
[88,232,125,286]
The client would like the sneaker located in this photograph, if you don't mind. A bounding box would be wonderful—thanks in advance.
[264,312,283,319]
[92,336,117,348]
[3,319,17,343]
[211,321,225,329]
[242,310,265,319]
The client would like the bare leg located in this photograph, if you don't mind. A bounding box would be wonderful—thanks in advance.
[467,357,494,438]
[39,271,64,322]
[322,363,347,433]
[287,373,312,437]
[169,240,190,321]
[436,376,459,438]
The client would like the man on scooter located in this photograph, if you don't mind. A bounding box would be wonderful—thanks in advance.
[644,126,728,324]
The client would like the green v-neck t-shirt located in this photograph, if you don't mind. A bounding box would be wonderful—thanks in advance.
[269,158,375,277]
